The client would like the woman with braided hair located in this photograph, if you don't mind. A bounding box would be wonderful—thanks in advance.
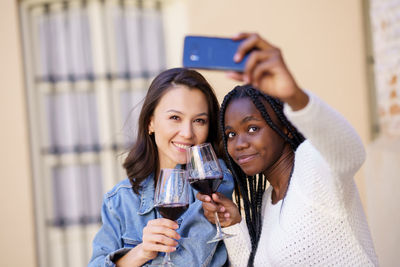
[197,33,378,266]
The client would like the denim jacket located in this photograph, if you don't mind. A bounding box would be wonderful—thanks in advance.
[88,159,234,267]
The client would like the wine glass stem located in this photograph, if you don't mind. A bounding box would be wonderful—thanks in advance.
[163,252,171,264]
[214,211,223,235]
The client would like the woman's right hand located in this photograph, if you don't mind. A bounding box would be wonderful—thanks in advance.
[116,218,180,266]
[140,218,180,259]
[196,192,241,227]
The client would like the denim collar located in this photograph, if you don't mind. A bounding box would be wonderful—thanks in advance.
[137,165,185,216]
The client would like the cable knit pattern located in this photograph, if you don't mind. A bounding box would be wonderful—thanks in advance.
[223,91,378,266]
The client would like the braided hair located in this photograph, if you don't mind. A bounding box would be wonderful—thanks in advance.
[219,84,305,267]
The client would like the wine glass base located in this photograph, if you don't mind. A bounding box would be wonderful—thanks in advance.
[149,262,176,267]
[149,264,175,267]
[206,232,235,244]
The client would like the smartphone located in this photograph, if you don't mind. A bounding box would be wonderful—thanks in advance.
[182,35,249,72]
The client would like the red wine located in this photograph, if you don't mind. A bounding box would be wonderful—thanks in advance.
[188,176,222,195]
[156,203,189,221]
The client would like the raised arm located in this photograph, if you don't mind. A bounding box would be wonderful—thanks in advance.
[231,32,365,176]
[284,91,365,176]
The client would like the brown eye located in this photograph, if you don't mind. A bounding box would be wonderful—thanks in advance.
[170,115,180,121]
[194,118,206,125]
[227,132,236,139]
[248,126,258,133]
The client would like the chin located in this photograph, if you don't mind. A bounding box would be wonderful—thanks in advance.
[176,157,187,165]
[239,165,261,177]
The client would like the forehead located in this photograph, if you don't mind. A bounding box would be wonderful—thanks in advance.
[224,97,279,126]
[155,85,208,113]
[225,97,262,122]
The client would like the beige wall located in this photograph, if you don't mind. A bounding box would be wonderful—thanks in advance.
[0,1,37,267]
[183,0,370,202]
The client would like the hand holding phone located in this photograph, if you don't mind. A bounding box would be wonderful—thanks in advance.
[182,36,250,72]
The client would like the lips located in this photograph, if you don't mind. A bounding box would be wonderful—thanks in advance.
[172,141,192,151]
[236,153,258,165]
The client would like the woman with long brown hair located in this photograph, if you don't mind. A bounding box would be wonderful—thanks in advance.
[89,68,234,267]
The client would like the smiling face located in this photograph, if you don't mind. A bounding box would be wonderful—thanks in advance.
[224,97,287,176]
[148,85,209,169]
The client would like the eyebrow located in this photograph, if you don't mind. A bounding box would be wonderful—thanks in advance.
[166,109,208,117]
[242,115,262,123]
[225,115,262,130]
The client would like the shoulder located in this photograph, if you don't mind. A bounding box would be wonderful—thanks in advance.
[295,139,323,161]
[293,140,333,183]
[105,178,134,199]
[102,178,144,216]
[218,158,229,172]
[103,179,143,210]
[218,158,233,176]
[217,159,235,197]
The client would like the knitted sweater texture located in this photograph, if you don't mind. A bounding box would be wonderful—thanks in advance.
[223,92,378,266]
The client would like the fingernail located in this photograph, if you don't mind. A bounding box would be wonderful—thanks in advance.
[234,54,240,62]
[244,76,250,83]
[220,207,225,212]
[225,213,230,218]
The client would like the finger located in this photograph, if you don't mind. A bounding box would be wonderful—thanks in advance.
[196,192,211,202]
[144,225,181,240]
[244,50,277,84]
[147,218,179,229]
[252,60,279,88]
[202,201,219,213]
[144,233,179,247]
[235,33,273,62]
[212,192,221,201]
[226,71,245,81]
[216,212,235,227]
[203,210,217,223]
[216,211,228,220]
[212,192,234,206]
[231,32,252,41]
[142,242,177,253]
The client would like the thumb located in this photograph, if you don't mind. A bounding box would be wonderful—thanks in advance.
[212,192,230,204]
[196,192,212,202]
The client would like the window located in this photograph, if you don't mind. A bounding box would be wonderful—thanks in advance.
[19,0,166,266]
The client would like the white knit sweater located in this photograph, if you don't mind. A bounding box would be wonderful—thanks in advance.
[223,92,378,266]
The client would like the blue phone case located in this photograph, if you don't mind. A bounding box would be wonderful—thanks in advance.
[182,36,248,72]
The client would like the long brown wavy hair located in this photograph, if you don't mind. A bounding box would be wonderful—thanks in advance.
[123,68,221,194]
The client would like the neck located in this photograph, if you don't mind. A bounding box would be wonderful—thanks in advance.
[263,144,294,203]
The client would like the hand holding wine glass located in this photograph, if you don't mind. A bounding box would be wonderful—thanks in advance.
[186,143,234,243]
[196,192,242,228]
[152,169,190,267]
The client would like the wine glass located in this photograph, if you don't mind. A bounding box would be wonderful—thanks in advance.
[153,168,189,267]
[186,143,234,243]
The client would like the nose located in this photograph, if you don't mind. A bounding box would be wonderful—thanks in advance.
[179,121,194,139]
[235,134,249,150]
